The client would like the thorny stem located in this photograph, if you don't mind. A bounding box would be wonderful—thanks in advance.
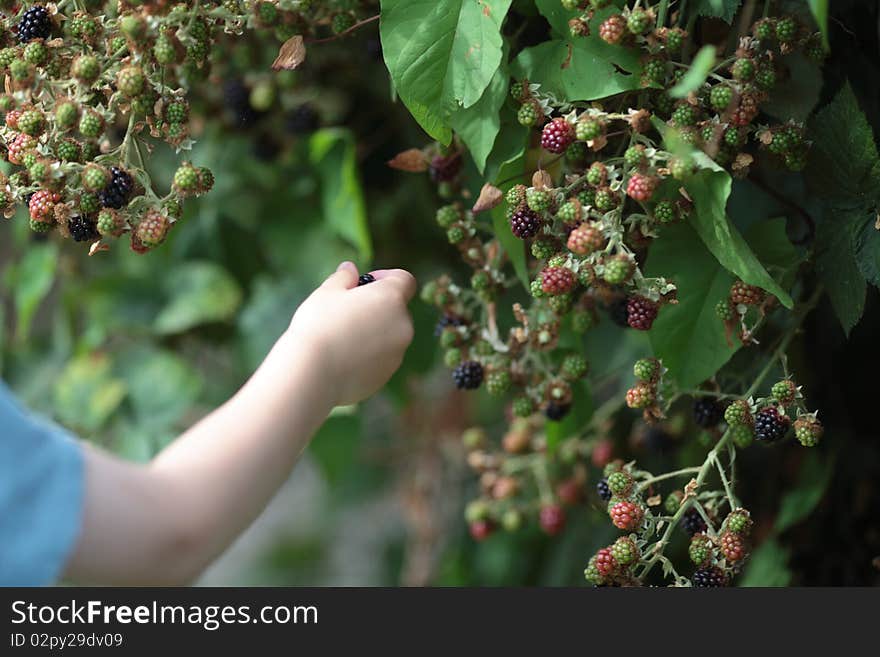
[714,453,739,509]
[637,285,823,581]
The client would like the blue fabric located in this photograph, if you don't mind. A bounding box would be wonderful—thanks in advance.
[0,382,84,586]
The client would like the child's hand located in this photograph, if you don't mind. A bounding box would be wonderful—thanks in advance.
[288,262,416,406]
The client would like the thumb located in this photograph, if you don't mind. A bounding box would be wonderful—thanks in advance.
[322,261,359,290]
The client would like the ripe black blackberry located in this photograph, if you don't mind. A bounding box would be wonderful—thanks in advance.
[693,396,724,428]
[453,361,483,390]
[544,402,570,421]
[434,314,464,337]
[285,105,319,135]
[358,273,376,286]
[68,216,99,243]
[597,478,612,502]
[18,5,52,43]
[509,206,542,239]
[692,566,727,587]
[681,508,708,536]
[99,167,133,209]
[754,407,790,442]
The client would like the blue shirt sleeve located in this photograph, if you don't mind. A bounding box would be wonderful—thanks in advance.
[0,382,84,586]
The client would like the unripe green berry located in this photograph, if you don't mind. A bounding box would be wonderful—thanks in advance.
[486,370,512,397]
[731,423,754,449]
[55,101,79,130]
[78,110,103,138]
[72,55,100,83]
[512,396,534,418]
[444,348,462,368]
[561,353,588,380]
[23,41,47,66]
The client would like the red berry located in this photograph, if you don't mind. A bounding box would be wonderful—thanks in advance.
[731,94,759,127]
[566,221,605,255]
[595,547,618,576]
[541,265,576,295]
[539,504,566,535]
[609,500,644,530]
[626,382,656,409]
[720,530,747,562]
[556,479,583,506]
[28,189,60,222]
[730,280,765,305]
[7,132,37,165]
[592,439,613,468]
[469,519,495,541]
[541,117,575,154]
[626,296,659,330]
[599,15,626,44]
[626,172,659,202]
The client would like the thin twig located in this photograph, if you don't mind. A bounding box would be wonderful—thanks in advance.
[307,14,380,44]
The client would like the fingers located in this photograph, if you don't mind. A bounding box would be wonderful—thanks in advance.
[322,261,360,290]
[370,268,418,301]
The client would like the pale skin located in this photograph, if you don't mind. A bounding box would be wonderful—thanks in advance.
[62,262,416,585]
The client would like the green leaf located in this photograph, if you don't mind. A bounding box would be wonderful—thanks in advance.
[808,83,880,203]
[816,207,868,335]
[310,128,373,261]
[740,538,792,587]
[647,219,797,387]
[154,262,243,334]
[744,217,804,292]
[854,212,880,287]
[451,66,508,173]
[692,0,742,23]
[533,0,575,36]
[484,107,528,182]
[669,46,716,99]
[53,354,127,435]
[647,223,737,388]
[808,0,830,48]
[774,450,834,533]
[115,345,203,431]
[380,0,513,140]
[685,153,794,308]
[510,39,641,102]
[12,243,58,339]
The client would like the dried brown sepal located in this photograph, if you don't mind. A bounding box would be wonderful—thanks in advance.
[532,169,553,189]
[472,183,503,213]
[387,148,429,173]
[89,241,110,256]
[272,35,307,70]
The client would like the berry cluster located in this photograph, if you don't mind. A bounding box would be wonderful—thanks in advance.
[412,1,827,587]
[1,1,378,252]
[459,420,594,542]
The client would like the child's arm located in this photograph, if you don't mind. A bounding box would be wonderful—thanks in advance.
[63,263,416,585]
